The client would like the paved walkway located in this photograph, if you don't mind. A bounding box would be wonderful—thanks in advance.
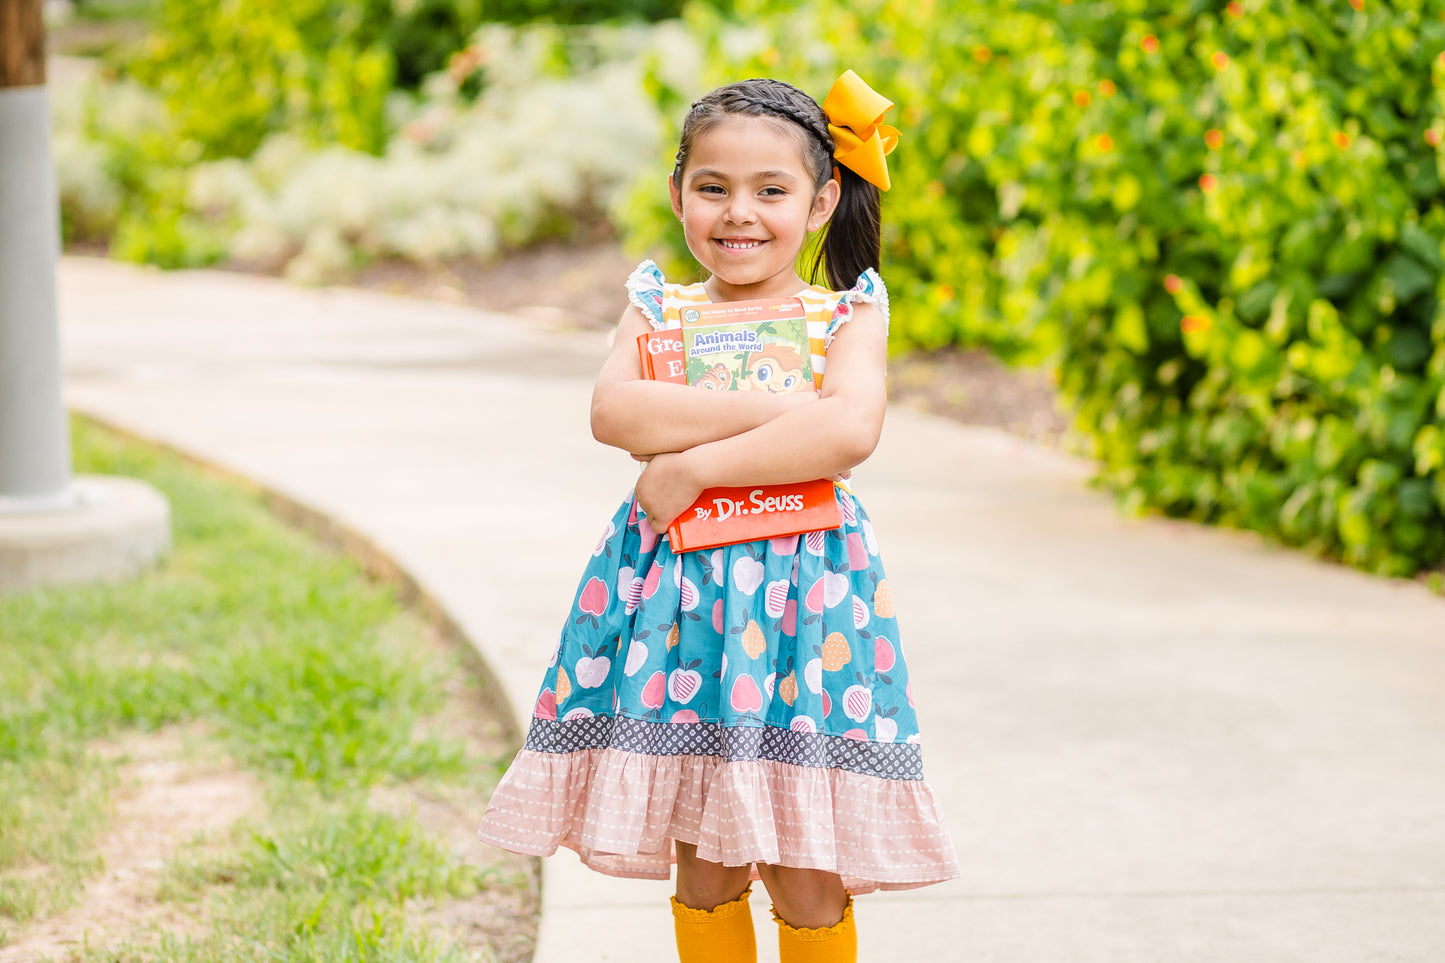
[58,257,1445,962]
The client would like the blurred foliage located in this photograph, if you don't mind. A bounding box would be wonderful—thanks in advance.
[55,23,672,271]
[614,0,1445,577]
[482,0,694,23]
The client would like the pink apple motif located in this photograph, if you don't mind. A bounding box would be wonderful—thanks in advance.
[732,556,766,595]
[875,636,896,673]
[578,578,608,617]
[730,675,764,714]
[641,671,666,709]
[804,578,826,615]
[638,517,660,553]
[769,534,799,555]
[822,690,832,718]
[782,599,797,636]
[679,576,700,612]
[574,656,611,689]
[563,706,594,722]
[534,689,556,720]
[671,709,700,724]
[843,728,868,741]
[642,562,663,599]
[668,668,702,704]
[627,499,639,526]
[789,715,817,733]
[852,595,870,629]
[764,579,790,618]
[843,684,871,722]
[624,639,648,677]
[847,532,869,571]
[712,599,724,634]
[875,716,898,743]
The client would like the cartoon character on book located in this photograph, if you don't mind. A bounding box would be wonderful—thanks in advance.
[739,341,808,393]
[695,363,733,390]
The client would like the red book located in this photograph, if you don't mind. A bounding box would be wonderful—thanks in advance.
[635,298,841,552]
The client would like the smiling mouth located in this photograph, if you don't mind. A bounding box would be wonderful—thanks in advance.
[716,238,765,250]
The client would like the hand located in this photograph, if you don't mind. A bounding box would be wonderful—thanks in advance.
[634,451,706,532]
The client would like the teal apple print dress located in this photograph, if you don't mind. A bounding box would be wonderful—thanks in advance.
[478,263,959,892]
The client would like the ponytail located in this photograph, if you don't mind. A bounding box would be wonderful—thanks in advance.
[813,165,881,292]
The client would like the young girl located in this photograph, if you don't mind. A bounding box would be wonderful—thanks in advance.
[479,71,959,962]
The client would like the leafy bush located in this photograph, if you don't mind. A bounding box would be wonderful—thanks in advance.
[615,0,1445,577]
[56,23,674,274]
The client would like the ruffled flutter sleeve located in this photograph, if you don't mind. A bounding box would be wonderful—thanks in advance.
[625,260,666,330]
[825,269,890,344]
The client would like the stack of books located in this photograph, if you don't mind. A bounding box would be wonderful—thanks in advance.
[636,297,842,552]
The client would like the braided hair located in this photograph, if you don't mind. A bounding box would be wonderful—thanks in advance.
[671,79,882,293]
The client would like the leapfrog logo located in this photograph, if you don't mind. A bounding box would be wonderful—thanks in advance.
[683,308,701,324]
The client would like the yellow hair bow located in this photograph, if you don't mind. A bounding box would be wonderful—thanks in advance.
[822,70,900,192]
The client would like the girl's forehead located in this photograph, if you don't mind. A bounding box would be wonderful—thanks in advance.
[684,115,813,174]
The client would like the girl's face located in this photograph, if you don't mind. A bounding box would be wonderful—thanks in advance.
[670,115,840,302]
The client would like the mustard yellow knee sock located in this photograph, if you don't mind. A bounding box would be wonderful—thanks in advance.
[772,896,857,963]
[671,886,757,963]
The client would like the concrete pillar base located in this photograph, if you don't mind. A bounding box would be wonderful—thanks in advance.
[0,474,171,595]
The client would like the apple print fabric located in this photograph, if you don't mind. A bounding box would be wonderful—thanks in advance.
[478,269,959,893]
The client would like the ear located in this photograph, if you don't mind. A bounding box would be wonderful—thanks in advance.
[807,175,842,232]
[669,175,684,220]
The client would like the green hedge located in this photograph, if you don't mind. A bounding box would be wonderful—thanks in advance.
[617,0,1445,577]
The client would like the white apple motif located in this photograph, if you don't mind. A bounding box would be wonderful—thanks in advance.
[803,657,823,694]
[764,579,790,618]
[679,576,700,612]
[843,684,872,722]
[732,555,766,595]
[862,519,878,555]
[875,716,898,743]
[851,595,870,629]
[667,667,703,704]
[804,530,828,556]
[593,521,616,557]
[624,639,648,677]
[563,706,595,721]
[574,656,611,689]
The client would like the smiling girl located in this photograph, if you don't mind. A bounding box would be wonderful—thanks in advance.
[479,73,959,963]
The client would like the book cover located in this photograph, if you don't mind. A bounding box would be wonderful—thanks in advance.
[635,298,841,553]
[679,298,813,394]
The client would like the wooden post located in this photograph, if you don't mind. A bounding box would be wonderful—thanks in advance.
[1,0,46,89]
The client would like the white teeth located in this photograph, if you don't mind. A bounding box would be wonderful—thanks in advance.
[719,239,761,250]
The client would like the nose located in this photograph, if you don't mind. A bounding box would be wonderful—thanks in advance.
[723,194,756,225]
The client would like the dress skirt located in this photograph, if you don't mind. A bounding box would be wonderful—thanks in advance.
[478,485,960,893]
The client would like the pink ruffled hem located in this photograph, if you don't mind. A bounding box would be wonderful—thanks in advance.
[477,748,960,894]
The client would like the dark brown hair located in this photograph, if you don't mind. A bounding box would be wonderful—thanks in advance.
[671,78,882,292]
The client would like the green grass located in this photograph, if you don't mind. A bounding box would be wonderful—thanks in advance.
[0,418,529,960]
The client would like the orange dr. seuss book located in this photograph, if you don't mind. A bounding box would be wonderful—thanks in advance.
[635,297,841,553]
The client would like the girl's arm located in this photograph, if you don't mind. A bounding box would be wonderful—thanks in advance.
[634,303,888,529]
[590,305,817,456]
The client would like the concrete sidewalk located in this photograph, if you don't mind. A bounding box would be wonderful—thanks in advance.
[58,257,1445,962]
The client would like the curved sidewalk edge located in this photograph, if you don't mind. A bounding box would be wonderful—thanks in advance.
[60,257,1445,963]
